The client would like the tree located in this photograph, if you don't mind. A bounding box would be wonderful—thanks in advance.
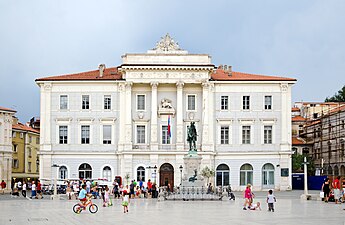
[201,166,215,184]
[124,173,130,185]
[292,153,315,175]
[325,85,345,102]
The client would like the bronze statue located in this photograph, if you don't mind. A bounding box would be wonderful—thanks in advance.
[187,122,197,152]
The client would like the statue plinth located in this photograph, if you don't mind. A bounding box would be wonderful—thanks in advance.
[181,152,204,187]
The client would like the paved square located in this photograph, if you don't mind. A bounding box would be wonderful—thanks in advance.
[0,191,344,225]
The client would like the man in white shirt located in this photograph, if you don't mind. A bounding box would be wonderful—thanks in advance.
[22,182,27,198]
[31,181,37,199]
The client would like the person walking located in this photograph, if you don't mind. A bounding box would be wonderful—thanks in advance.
[333,176,341,204]
[31,181,37,199]
[243,184,253,210]
[37,180,43,199]
[1,180,6,194]
[121,191,130,213]
[22,182,27,198]
[321,178,331,203]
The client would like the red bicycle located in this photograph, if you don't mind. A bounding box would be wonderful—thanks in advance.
[73,196,98,214]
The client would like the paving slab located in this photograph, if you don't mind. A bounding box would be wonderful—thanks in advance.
[0,191,344,225]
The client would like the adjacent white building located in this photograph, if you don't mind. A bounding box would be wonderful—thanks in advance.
[0,106,16,190]
[36,34,296,191]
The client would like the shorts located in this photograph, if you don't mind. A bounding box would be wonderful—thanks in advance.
[122,201,128,206]
[37,190,42,194]
[79,198,86,201]
[334,189,341,199]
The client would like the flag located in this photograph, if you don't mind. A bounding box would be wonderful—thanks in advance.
[168,115,171,138]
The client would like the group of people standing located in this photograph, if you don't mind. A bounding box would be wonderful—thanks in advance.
[10,180,43,199]
[321,176,344,204]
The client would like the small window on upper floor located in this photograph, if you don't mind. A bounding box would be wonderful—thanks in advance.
[187,95,196,111]
[137,95,145,111]
[221,96,228,110]
[104,95,111,110]
[82,95,90,110]
[60,95,68,110]
[243,96,250,110]
[13,144,18,152]
[264,96,272,110]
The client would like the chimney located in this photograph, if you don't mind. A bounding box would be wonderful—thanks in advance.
[224,64,228,71]
[218,64,223,70]
[98,64,106,77]
[228,65,232,76]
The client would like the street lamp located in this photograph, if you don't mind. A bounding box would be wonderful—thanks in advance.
[51,164,59,200]
[179,165,183,186]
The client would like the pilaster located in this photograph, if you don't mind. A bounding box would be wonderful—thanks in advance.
[124,82,133,151]
[150,81,159,151]
[176,81,184,151]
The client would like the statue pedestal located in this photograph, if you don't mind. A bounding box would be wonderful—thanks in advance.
[181,152,204,187]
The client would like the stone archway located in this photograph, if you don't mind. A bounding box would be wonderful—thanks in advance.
[159,163,174,188]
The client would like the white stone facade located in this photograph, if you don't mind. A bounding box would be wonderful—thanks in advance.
[36,35,295,191]
[0,107,16,190]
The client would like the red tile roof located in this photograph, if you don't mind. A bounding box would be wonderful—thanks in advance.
[12,123,40,134]
[292,116,307,122]
[292,137,306,145]
[35,67,122,81]
[291,107,300,112]
[0,106,16,113]
[211,69,297,81]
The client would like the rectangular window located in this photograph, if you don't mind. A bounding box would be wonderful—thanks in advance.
[243,96,250,110]
[137,95,145,111]
[28,148,32,158]
[264,126,273,144]
[242,126,251,144]
[104,95,111,110]
[162,125,171,144]
[221,96,228,110]
[20,133,23,138]
[13,159,19,168]
[187,95,196,111]
[81,125,90,144]
[220,126,229,144]
[137,125,146,144]
[12,132,16,138]
[29,136,32,143]
[103,125,112,144]
[59,126,68,144]
[28,162,32,172]
[13,144,17,152]
[60,95,68,110]
[36,137,39,144]
[264,96,272,110]
[82,95,90,110]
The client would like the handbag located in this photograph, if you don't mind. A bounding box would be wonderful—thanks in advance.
[319,191,324,198]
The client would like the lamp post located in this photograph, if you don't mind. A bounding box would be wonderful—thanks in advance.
[300,156,310,200]
[179,165,183,186]
[51,164,59,200]
[153,165,157,184]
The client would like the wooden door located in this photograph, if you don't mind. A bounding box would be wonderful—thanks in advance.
[159,163,174,187]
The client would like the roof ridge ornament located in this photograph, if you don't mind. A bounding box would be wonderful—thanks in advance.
[148,33,188,54]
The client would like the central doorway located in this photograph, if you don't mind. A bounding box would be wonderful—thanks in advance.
[159,163,174,188]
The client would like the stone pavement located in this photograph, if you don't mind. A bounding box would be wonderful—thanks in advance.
[1,190,345,225]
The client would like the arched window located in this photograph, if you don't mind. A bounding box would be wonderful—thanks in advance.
[79,163,92,179]
[327,165,333,176]
[334,165,339,176]
[341,165,345,176]
[103,166,112,181]
[262,163,274,188]
[59,166,67,179]
[292,147,298,154]
[216,164,230,187]
[240,164,253,186]
[137,166,145,182]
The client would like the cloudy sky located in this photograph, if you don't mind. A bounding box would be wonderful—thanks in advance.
[0,0,344,122]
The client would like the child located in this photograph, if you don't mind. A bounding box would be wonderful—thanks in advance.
[121,192,130,213]
[103,186,112,207]
[249,202,261,210]
[267,190,276,212]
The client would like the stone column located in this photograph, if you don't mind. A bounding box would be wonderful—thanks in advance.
[176,81,184,151]
[208,83,215,151]
[201,82,209,150]
[150,81,159,151]
[124,82,133,151]
[118,83,126,152]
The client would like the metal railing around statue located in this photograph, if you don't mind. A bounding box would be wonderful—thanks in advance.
[158,186,224,201]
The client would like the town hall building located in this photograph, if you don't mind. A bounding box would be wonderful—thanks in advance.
[36,34,296,191]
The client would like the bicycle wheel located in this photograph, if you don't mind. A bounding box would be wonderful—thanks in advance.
[89,204,98,213]
[73,204,81,214]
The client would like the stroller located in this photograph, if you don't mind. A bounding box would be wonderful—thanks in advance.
[227,185,235,200]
